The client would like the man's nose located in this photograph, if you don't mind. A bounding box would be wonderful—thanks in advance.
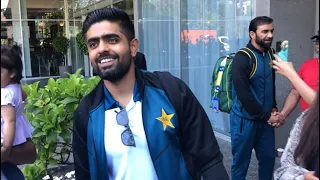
[267,32,273,39]
[98,41,110,53]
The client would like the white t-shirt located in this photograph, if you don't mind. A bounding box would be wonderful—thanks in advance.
[104,97,158,180]
[1,84,34,146]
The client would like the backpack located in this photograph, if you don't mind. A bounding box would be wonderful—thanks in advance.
[210,47,274,114]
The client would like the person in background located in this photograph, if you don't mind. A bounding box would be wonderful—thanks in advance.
[272,54,317,107]
[231,16,281,180]
[275,31,319,120]
[1,44,36,180]
[270,54,317,127]
[273,92,319,180]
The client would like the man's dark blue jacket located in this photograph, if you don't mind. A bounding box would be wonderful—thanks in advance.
[72,68,229,180]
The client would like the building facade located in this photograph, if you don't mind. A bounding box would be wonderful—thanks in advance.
[1,0,318,144]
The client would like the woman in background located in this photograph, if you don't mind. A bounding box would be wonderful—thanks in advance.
[274,92,319,180]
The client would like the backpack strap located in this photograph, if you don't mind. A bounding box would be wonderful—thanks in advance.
[213,53,235,94]
[267,48,277,109]
[267,48,276,68]
[237,47,257,79]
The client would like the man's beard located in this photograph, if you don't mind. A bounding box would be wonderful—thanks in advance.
[256,36,273,49]
[93,51,132,83]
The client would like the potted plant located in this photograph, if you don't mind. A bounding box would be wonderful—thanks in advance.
[52,36,71,77]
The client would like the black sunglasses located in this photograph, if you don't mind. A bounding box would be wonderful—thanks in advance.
[115,109,136,147]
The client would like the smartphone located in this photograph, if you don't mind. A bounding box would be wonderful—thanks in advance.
[276,40,289,62]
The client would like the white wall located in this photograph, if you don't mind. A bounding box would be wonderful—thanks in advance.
[256,0,270,16]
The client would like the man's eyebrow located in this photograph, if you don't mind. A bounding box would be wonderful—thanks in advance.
[263,28,274,31]
[87,33,121,43]
[102,33,121,39]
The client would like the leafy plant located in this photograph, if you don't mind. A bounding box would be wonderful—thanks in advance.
[22,69,100,180]
[76,31,88,55]
[52,36,70,55]
[52,36,70,66]
[45,11,64,19]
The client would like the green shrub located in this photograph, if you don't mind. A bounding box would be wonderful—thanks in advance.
[52,36,70,55]
[22,69,100,180]
[76,31,88,55]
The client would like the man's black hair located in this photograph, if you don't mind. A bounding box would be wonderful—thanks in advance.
[83,8,135,41]
[249,16,274,33]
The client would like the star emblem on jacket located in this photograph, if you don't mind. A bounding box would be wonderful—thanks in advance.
[156,108,175,130]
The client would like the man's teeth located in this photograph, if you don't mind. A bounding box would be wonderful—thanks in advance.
[100,58,116,63]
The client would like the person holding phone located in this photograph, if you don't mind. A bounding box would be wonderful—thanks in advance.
[276,31,319,121]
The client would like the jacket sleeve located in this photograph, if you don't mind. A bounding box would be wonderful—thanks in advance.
[232,52,271,121]
[273,112,309,180]
[177,79,229,180]
[73,103,91,180]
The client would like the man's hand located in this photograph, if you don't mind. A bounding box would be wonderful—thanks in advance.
[274,112,285,125]
[304,171,319,180]
[267,112,285,127]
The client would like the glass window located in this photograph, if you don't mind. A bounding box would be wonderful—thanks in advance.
[24,0,65,19]
[1,20,20,46]
[137,0,180,77]
[1,11,11,20]
[25,20,66,77]
[138,0,256,135]
[180,0,255,135]
[113,0,133,9]
[1,20,32,78]
[69,20,86,74]
[113,0,133,19]
[113,1,126,9]
[2,0,12,20]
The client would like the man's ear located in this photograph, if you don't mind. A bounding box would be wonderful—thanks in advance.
[249,31,256,40]
[130,38,139,57]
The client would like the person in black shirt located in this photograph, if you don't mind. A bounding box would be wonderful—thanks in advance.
[230,16,282,180]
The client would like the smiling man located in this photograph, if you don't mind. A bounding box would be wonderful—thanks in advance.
[72,8,228,180]
[230,16,280,180]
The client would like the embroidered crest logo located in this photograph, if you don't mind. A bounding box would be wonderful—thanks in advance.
[156,108,175,130]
